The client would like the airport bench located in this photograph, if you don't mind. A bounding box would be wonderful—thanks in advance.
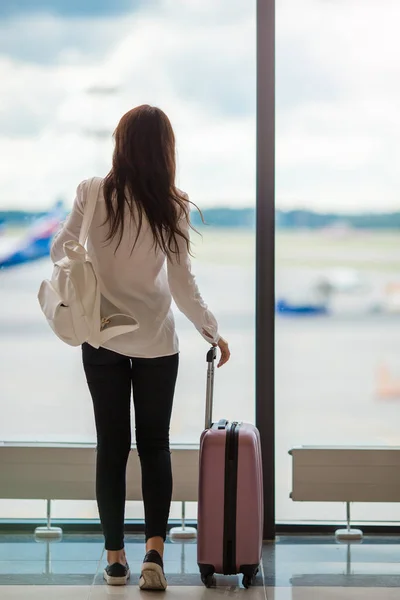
[0,442,199,538]
[289,446,400,539]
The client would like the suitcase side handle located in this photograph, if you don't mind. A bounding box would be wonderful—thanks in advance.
[205,346,217,429]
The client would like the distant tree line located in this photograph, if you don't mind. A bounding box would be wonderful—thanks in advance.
[2,207,400,229]
[191,208,255,228]
[275,209,400,229]
[189,208,400,229]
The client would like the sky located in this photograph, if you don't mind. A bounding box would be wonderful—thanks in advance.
[1,0,400,212]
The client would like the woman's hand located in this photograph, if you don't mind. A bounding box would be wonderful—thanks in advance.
[215,337,230,368]
[202,329,231,368]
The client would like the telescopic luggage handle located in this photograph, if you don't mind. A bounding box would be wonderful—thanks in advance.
[205,346,217,430]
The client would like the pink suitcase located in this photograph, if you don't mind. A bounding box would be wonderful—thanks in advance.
[197,347,264,588]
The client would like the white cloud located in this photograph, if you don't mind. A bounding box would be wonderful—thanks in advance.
[0,0,256,210]
[276,0,400,212]
[2,0,400,213]
[0,11,137,65]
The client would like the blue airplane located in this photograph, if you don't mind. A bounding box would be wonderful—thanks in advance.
[0,202,66,270]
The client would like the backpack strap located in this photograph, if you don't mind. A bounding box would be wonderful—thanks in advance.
[79,177,102,247]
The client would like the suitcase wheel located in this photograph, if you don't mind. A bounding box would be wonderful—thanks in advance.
[241,564,259,588]
[202,574,216,588]
[242,574,252,589]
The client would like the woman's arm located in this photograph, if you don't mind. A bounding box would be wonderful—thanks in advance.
[50,181,86,263]
[167,210,220,345]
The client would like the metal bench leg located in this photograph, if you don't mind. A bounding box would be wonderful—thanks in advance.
[335,502,363,542]
[169,501,197,541]
[34,499,63,540]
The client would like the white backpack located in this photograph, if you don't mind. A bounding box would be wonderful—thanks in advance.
[38,177,139,348]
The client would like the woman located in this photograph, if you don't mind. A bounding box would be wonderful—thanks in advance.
[50,105,230,590]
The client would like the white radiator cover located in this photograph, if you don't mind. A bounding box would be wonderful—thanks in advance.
[290,446,400,503]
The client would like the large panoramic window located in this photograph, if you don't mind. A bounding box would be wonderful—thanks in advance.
[276,0,400,523]
[0,0,256,520]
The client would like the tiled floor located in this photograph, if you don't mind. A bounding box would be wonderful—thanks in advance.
[1,533,400,598]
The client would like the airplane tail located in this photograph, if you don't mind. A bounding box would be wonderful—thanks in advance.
[0,201,67,269]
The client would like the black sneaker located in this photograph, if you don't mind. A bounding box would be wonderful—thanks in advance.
[103,561,131,586]
[139,550,167,591]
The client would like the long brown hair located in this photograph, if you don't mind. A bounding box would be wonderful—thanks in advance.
[102,104,201,259]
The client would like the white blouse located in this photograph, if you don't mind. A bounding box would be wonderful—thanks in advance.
[50,179,220,358]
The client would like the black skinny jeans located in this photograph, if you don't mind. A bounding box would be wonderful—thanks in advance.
[82,343,179,551]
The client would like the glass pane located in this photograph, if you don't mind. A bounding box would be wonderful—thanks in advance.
[0,1,255,518]
[276,0,400,523]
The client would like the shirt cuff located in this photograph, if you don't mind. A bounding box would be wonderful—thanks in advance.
[200,327,220,345]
